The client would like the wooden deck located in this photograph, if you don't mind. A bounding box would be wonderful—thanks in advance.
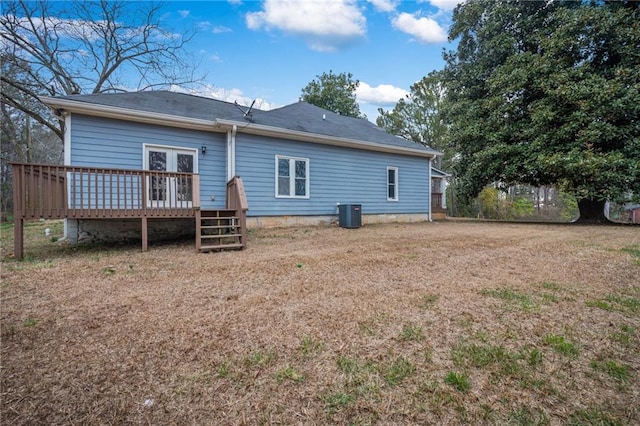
[11,163,247,259]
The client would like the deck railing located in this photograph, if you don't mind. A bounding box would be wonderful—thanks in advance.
[11,163,200,259]
[11,163,200,220]
[226,175,249,245]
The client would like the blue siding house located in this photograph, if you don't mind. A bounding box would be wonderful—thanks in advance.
[14,91,443,253]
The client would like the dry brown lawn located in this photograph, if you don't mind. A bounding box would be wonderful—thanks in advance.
[1,220,639,425]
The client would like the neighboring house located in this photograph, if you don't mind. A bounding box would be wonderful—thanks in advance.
[11,91,442,259]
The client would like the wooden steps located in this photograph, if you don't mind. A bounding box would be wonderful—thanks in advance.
[197,209,246,252]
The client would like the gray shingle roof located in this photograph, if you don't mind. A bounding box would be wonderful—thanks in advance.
[56,91,439,155]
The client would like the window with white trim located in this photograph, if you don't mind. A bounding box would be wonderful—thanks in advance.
[387,166,398,201]
[276,155,309,198]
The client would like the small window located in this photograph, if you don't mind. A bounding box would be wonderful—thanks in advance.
[387,166,398,201]
[276,155,309,198]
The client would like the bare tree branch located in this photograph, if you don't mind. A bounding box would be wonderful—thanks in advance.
[0,0,205,155]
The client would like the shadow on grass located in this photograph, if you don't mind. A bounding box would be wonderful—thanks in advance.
[1,220,196,262]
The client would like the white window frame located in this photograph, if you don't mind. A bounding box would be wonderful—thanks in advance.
[143,144,198,208]
[275,155,310,199]
[143,144,198,174]
[387,166,399,202]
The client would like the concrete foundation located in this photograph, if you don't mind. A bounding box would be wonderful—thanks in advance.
[63,213,433,246]
[246,213,430,229]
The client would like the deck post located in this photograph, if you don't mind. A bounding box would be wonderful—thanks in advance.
[195,208,201,251]
[12,164,24,260]
[14,218,24,261]
[141,216,148,252]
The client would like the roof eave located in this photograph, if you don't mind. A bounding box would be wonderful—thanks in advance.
[40,96,218,132]
[215,119,439,158]
[40,97,440,158]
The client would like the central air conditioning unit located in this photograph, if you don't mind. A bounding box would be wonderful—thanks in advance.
[338,204,362,228]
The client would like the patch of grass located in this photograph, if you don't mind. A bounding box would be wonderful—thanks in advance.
[568,407,623,426]
[605,293,640,314]
[275,366,304,383]
[444,371,470,393]
[588,291,640,315]
[507,406,549,425]
[452,343,523,377]
[399,323,424,342]
[102,265,116,275]
[543,334,579,358]
[216,362,230,378]
[481,288,539,311]
[381,356,415,386]
[335,356,380,400]
[539,281,562,291]
[9,257,55,271]
[590,360,632,383]
[587,300,613,311]
[620,245,640,266]
[323,391,355,412]
[358,310,387,336]
[300,335,325,356]
[336,356,360,375]
[610,324,635,347]
[22,318,37,327]
[418,293,439,309]
[540,293,559,303]
[524,348,544,367]
[242,350,273,370]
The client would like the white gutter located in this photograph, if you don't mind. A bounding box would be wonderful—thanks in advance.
[41,97,218,132]
[215,119,439,159]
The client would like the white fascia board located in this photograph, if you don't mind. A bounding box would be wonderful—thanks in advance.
[40,97,219,132]
[215,119,439,159]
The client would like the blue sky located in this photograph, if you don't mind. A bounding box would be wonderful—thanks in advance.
[160,0,462,120]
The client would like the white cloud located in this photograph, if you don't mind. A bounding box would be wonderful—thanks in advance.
[356,82,407,106]
[391,12,447,44]
[196,21,212,31]
[367,0,397,13]
[178,10,190,18]
[212,25,232,34]
[172,84,278,111]
[246,0,366,52]
[427,0,463,12]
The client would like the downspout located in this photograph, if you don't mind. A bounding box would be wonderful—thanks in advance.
[231,124,237,178]
[226,124,237,181]
[428,158,433,222]
[63,113,72,240]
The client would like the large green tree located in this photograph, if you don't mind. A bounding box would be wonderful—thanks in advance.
[376,72,450,169]
[300,70,364,118]
[442,0,640,222]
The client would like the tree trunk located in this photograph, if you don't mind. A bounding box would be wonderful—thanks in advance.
[575,198,611,224]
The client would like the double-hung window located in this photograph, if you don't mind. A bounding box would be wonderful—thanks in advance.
[276,155,309,198]
[387,166,398,201]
